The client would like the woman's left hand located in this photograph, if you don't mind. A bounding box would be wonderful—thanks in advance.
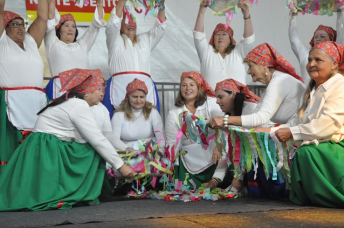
[209,116,224,129]
[205,179,218,190]
[238,3,250,18]
[274,128,292,142]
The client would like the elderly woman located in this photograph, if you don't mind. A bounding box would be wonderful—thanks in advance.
[166,72,223,188]
[210,43,306,129]
[104,0,167,116]
[45,0,105,100]
[111,78,164,150]
[0,0,50,173]
[288,9,344,84]
[206,79,259,190]
[0,68,135,211]
[194,0,255,89]
[268,42,344,208]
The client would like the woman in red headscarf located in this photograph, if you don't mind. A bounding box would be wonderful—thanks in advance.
[288,9,343,84]
[206,79,259,191]
[194,0,255,89]
[111,78,165,150]
[265,41,344,207]
[0,68,135,211]
[0,0,51,174]
[166,72,223,188]
[45,0,105,100]
[210,43,306,130]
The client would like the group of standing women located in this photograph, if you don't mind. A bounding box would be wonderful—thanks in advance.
[0,0,343,211]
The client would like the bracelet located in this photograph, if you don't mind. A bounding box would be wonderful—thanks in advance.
[212,177,222,185]
[244,14,251,20]
[223,114,229,128]
[159,5,165,10]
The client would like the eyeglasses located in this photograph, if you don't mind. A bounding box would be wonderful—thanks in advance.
[9,22,28,28]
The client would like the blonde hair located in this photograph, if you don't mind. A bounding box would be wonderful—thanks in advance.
[116,99,155,120]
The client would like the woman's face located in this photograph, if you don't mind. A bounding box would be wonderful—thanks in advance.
[120,20,137,38]
[313,30,331,46]
[214,31,231,50]
[60,20,76,43]
[129,90,146,110]
[6,19,25,43]
[307,48,337,83]
[180,77,199,103]
[84,88,104,106]
[216,90,235,113]
[247,61,268,84]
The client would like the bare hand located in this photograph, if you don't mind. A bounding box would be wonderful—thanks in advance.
[274,128,292,142]
[252,127,271,133]
[238,3,249,18]
[212,148,221,164]
[118,164,136,179]
[199,0,208,14]
[209,116,224,129]
[205,179,218,190]
[125,147,135,152]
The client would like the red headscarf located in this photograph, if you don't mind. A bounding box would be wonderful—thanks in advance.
[209,23,236,46]
[312,41,344,73]
[59,68,103,95]
[245,43,304,83]
[120,78,149,106]
[215,79,260,103]
[3,11,23,28]
[310,25,337,46]
[55,14,76,30]
[180,72,215,97]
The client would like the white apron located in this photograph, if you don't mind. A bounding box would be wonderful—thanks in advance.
[110,71,157,108]
[2,86,47,131]
[51,76,64,99]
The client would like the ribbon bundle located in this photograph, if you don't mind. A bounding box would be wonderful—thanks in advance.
[73,0,90,8]
[287,0,344,16]
[200,0,258,27]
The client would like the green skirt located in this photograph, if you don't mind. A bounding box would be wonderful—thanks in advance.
[0,132,105,211]
[0,89,23,174]
[290,140,344,208]
[173,157,217,189]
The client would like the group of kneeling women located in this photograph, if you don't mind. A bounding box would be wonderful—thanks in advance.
[1,40,344,210]
[0,0,344,211]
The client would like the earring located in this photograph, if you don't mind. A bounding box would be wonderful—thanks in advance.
[85,94,88,97]
[265,71,268,76]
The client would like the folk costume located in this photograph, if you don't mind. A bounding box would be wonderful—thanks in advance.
[0,11,47,173]
[0,69,125,211]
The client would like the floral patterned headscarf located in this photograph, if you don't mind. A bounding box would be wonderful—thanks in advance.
[180,72,215,97]
[4,11,23,28]
[209,23,236,46]
[310,25,337,46]
[55,14,76,30]
[215,79,260,103]
[120,78,149,106]
[245,43,304,83]
[312,41,344,73]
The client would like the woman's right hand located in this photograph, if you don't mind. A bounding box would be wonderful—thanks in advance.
[199,0,208,14]
[205,178,218,189]
[118,164,136,179]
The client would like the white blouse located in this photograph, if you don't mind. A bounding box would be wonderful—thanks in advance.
[194,31,255,89]
[34,98,124,170]
[0,31,44,88]
[288,12,344,85]
[241,71,306,128]
[106,7,167,75]
[111,107,165,148]
[91,102,128,151]
[45,7,105,77]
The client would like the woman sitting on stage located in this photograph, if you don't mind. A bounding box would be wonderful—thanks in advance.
[111,78,164,150]
[270,41,344,208]
[210,43,306,130]
[45,0,105,100]
[206,79,259,190]
[166,72,223,188]
[0,68,135,211]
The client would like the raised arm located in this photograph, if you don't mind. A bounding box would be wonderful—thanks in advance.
[238,3,253,38]
[48,0,55,20]
[28,0,51,48]
[194,0,207,33]
[288,14,309,64]
[106,1,125,53]
[0,0,5,36]
[157,0,166,22]
[336,6,344,45]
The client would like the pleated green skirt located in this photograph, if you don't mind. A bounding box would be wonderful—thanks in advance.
[290,140,344,208]
[0,132,106,211]
[173,157,217,189]
[0,89,23,174]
